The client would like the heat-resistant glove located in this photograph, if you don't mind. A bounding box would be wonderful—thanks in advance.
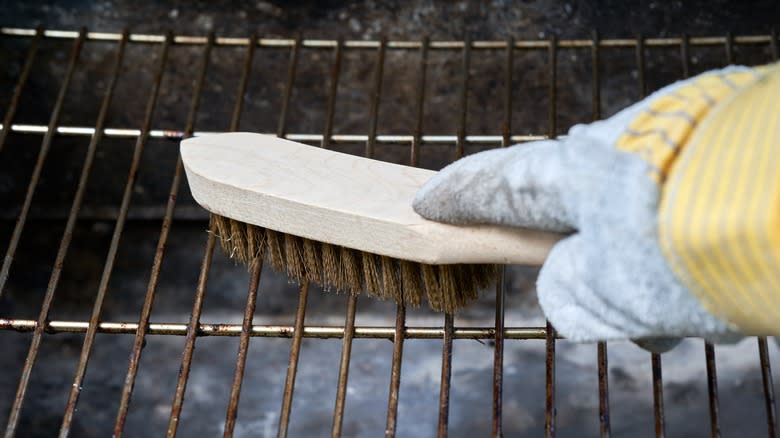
[413,63,780,350]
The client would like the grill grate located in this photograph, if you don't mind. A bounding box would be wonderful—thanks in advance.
[0,26,778,437]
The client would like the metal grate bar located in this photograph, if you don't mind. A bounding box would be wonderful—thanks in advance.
[333,36,387,438]
[454,35,470,160]
[322,35,356,438]
[437,35,472,438]
[701,34,741,438]
[705,343,721,437]
[332,294,359,438]
[223,265,262,438]
[276,33,301,137]
[437,313,455,438]
[164,32,215,438]
[0,123,554,144]
[110,32,175,435]
[3,27,779,48]
[364,36,386,159]
[680,34,691,81]
[591,29,612,438]
[0,318,551,339]
[278,33,330,438]
[384,303,406,438]
[2,29,86,438]
[491,35,514,438]
[725,32,735,64]
[492,267,506,438]
[277,282,310,438]
[222,31,261,438]
[634,32,668,438]
[321,37,343,150]
[758,338,778,437]
[0,25,41,155]
[58,29,129,437]
[651,354,666,437]
[409,36,428,167]
[544,34,558,438]
[385,34,430,438]
[636,33,647,99]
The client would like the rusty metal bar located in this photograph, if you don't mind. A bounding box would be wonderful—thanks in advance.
[545,321,556,438]
[680,34,691,80]
[409,36,428,166]
[3,27,778,49]
[331,294,358,438]
[56,29,129,438]
[2,29,86,438]
[276,33,301,137]
[0,25,42,156]
[501,36,513,149]
[364,36,386,159]
[384,303,406,438]
[108,31,181,436]
[333,35,386,438]
[544,35,558,438]
[758,337,777,437]
[229,33,257,133]
[437,35,472,438]
[591,29,611,438]
[454,35,471,160]
[0,318,549,339]
[222,32,262,438]
[384,37,430,433]
[492,267,506,438]
[164,32,215,438]
[635,34,667,438]
[437,313,455,438]
[0,29,84,301]
[384,38,431,435]
[636,33,646,99]
[704,342,721,438]
[107,31,172,434]
[0,124,553,144]
[321,36,343,149]
[491,36,514,438]
[725,32,735,64]
[651,353,665,438]
[277,281,311,438]
[222,265,262,438]
[277,33,325,438]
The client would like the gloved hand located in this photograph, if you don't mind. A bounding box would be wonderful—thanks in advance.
[413,63,780,352]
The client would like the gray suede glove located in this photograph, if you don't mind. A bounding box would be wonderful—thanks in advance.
[412,69,758,351]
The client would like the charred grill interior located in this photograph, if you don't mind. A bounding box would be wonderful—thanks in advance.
[0,6,779,437]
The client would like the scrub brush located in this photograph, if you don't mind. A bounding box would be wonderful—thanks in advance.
[181,132,562,313]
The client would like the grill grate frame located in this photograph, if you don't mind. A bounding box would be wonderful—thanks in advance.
[0,26,778,438]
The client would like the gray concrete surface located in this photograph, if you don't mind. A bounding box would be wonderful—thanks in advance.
[0,1,779,437]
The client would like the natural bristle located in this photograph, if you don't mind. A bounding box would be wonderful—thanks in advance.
[211,215,500,313]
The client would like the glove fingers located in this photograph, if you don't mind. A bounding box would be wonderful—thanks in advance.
[536,234,637,341]
[413,140,576,232]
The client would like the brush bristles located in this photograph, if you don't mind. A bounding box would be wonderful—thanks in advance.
[211,214,499,313]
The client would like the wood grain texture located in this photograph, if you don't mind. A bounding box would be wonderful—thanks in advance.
[181,133,563,265]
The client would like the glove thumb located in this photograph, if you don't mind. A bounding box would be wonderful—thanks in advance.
[413,140,576,232]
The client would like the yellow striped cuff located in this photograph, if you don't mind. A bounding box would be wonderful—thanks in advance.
[658,65,780,334]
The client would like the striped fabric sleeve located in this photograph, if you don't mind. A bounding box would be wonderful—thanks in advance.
[656,64,780,334]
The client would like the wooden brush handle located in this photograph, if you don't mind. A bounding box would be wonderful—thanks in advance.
[181,133,564,265]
